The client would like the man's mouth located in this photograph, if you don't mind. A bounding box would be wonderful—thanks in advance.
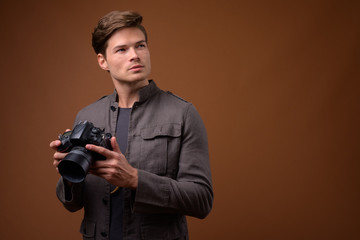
[129,65,144,71]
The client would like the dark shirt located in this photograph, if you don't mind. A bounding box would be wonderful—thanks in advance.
[109,108,131,240]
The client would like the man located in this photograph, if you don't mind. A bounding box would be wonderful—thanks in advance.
[50,10,213,240]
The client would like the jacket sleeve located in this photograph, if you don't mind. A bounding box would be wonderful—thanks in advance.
[133,104,213,219]
[56,174,85,212]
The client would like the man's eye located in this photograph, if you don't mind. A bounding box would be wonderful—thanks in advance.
[137,44,146,48]
[116,48,126,52]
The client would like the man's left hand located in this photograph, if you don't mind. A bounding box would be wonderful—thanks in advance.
[86,137,138,189]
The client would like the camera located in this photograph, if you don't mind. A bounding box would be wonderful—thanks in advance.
[57,121,112,183]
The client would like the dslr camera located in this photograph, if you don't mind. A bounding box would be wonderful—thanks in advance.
[57,121,112,183]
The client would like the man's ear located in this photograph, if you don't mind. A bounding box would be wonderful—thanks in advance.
[97,53,109,71]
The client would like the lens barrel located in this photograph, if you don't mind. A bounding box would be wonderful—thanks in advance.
[58,146,94,183]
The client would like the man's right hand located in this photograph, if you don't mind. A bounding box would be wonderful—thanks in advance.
[50,129,71,172]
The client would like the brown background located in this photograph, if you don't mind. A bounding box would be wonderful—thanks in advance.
[0,0,359,239]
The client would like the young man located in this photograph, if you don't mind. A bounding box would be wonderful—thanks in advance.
[50,11,213,240]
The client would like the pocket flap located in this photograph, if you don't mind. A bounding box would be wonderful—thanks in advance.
[141,123,181,139]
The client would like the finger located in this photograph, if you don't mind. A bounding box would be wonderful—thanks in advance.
[53,151,67,161]
[53,159,60,168]
[110,137,122,154]
[50,140,61,150]
[50,128,71,149]
[85,137,121,156]
[85,144,114,158]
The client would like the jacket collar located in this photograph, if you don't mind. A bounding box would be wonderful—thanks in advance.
[111,80,160,107]
[138,80,161,104]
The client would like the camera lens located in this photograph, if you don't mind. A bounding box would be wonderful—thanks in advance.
[58,146,94,183]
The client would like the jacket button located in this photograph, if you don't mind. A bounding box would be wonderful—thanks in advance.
[102,198,108,205]
[110,106,116,111]
[101,232,107,237]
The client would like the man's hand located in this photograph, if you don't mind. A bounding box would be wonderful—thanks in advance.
[50,129,71,172]
[87,137,138,189]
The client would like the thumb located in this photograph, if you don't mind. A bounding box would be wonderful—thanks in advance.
[110,137,122,154]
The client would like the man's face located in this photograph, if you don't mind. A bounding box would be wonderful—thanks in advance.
[97,27,151,84]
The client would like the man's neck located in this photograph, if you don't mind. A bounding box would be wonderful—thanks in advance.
[113,79,149,108]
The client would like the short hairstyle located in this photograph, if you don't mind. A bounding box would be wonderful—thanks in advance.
[92,10,148,55]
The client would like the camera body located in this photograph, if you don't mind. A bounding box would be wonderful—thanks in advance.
[57,121,112,183]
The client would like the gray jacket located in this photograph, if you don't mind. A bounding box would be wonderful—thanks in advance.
[56,80,213,240]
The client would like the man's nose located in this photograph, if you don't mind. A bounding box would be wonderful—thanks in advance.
[129,48,140,61]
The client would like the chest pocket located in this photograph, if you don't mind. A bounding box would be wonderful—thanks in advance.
[140,123,181,176]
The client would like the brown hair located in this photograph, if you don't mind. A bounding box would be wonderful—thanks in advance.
[92,10,148,55]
